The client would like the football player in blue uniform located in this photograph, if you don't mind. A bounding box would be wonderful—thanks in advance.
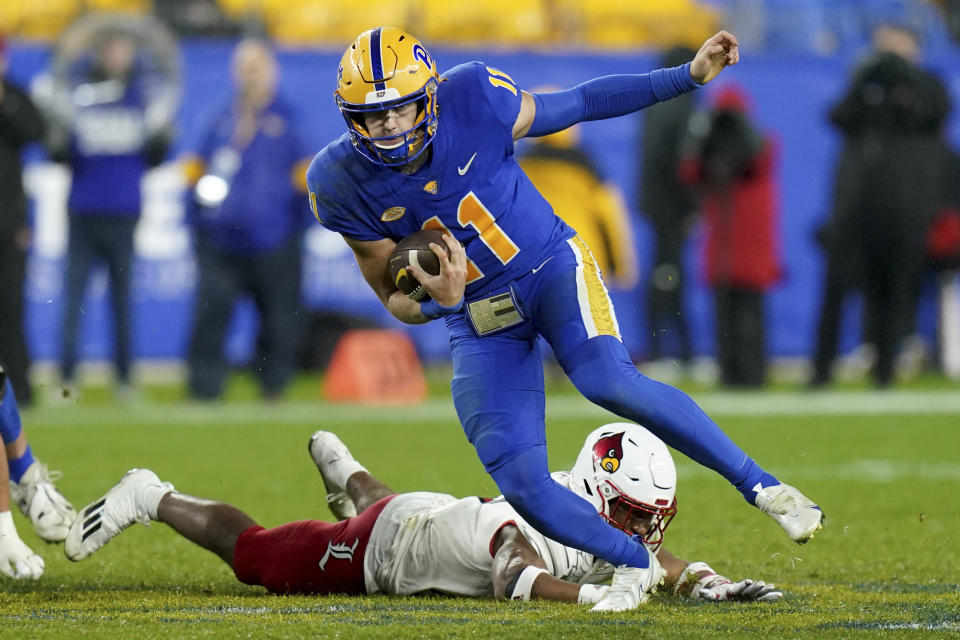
[306,27,824,585]
[0,365,76,579]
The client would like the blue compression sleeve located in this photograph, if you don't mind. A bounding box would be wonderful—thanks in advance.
[528,63,700,137]
[562,336,780,505]
[490,445,652,569]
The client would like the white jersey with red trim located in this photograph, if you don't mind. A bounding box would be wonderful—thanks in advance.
[362,473,615,596]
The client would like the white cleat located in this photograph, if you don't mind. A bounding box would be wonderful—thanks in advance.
[10,462,77,543]
[591,555,665,612]
[756,483,824,544]
[308,431,358,520]
[65,469,173,562]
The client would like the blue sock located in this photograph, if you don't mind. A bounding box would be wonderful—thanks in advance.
[1,377,35,483]
[9,445,35,484]
[0,378,24,445]
[735,462,780,505]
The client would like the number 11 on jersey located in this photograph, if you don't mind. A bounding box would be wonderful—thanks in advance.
[457,192,520,266]
[421,191,520,286]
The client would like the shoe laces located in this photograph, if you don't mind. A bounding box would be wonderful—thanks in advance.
[43,467,63,484]
[16,463,55,495]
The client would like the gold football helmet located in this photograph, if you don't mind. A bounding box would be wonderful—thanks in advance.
[336,27,440,166]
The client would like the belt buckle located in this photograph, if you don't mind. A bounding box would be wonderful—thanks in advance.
[466,289,524,336]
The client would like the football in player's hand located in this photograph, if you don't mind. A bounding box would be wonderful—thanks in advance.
[387,229,451,301]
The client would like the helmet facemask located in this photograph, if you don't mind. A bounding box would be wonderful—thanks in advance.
[337,79,438,166]
[600,480,677,552]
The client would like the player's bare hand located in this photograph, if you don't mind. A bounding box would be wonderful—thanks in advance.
[689,31,739,85]
[406,233,467,307]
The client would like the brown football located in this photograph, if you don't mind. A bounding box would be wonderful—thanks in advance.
[387,229,450,301]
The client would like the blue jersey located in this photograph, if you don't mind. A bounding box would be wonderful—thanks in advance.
[307,52,787,575]
[306,61,575,301]
[68,71,151,217]
[189,96,311,254]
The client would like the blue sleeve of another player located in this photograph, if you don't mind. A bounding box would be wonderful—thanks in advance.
[528,64,700,137]
[306,154,383,241]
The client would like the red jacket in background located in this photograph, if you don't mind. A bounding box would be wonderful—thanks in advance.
[680,102,781,291]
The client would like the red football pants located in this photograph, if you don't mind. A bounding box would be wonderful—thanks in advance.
[232,495,396,594]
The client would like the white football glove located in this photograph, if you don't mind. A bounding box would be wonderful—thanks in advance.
[0,511,45,580]
[591,551,665,612]
[677,562,782,603]
[697,577,782,602]
[577,583,610,605]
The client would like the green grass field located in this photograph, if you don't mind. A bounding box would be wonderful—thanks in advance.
[3,375,959,638]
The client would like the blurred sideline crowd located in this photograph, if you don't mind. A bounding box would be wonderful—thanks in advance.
[1,3,960,407]
[4,0,960,52]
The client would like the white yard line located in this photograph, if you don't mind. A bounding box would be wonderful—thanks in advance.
[674,458,960,482]
[27,390,960,429]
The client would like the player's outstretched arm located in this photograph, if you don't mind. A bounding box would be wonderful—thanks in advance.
[657,548,782,602]
[513,30,739,140]
[491,525,608,604]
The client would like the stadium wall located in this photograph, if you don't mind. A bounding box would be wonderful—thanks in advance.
[6,41,960,366]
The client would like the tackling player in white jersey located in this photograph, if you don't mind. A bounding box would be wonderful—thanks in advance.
[64,424,781,611]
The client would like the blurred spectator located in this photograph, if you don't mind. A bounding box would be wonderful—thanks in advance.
[519,124,637,290]
[152,0,245,38]
[714,0,950,56]
[944,0,960,42]
[0,32,45,407]
[638,45,698,367]
[182,38,312,401]
[926,149,960,273]
[680,86,781,388]
[923,143,960,379]
[810,24,951,388]
[45,26,173,400]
